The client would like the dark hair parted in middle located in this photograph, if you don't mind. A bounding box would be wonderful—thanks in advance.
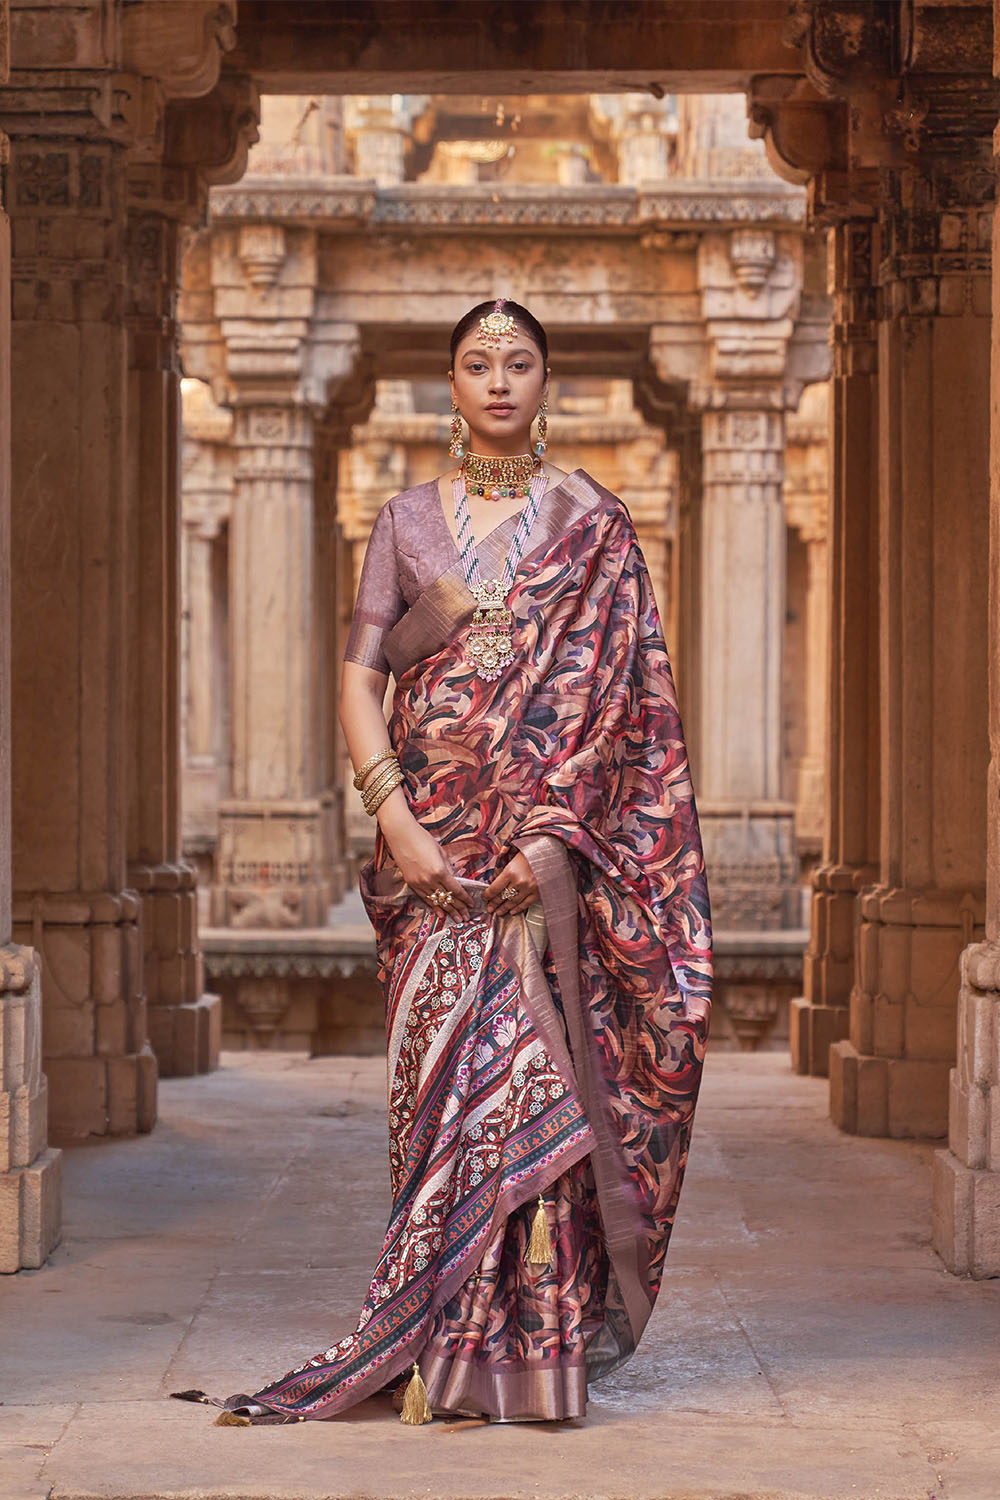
[449,300,549,367]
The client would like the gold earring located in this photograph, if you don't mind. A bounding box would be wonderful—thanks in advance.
[449,397,465,460]
[534,398,548,460]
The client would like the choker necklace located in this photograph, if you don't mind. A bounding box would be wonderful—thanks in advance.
[461,450,538,502]
[453,472,545,681]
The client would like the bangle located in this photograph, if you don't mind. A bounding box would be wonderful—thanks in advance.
[360,760,403,807]
[366,772,404,816]
[361,763,404,812]
[353,749,398,790]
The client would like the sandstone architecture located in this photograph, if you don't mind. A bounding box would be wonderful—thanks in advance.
[1,0,998,1284]
[178,88,830,1057]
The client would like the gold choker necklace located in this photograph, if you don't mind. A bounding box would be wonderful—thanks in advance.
[462,451,539,502]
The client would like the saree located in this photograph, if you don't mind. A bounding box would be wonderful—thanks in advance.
[173,468,712,1424]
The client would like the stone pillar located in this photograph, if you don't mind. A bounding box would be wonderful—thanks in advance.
[696,402,799,928]
[209,402,336,928]
[830,161,991,1139]
[180,380,233,872]
[651,225,830,930]
[931,106,1000,1268]
[343,95,426,185]
[5,120,157,1141]
[590,93,677,183]
[1,0,239,1141]
[0,0,62,1271]
[792,216,879,1078]
[124,169,220,1077]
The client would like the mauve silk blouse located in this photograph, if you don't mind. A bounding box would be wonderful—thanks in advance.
[343,477,476,676]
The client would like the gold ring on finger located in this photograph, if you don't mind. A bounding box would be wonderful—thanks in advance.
[501,885,518,902]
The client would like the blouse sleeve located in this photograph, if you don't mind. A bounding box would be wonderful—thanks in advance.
[343,500,407,676]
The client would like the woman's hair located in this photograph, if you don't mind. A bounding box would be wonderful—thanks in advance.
[449,299,549,367]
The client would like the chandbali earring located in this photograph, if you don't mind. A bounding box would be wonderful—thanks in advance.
[534,398,549,460]
[449,396,465,460]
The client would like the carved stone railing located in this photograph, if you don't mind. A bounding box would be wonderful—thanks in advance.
[209,177,806,231]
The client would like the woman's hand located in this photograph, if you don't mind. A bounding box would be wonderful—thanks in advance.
[483,852,540,916]
[385,816,473,917]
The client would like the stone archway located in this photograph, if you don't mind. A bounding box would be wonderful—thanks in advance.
[176,89,831,1063]
[1,0,998,1280]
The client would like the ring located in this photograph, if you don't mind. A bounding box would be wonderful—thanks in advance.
[430,887,448,904]
[501,885,518,902]
[442,892,454,905]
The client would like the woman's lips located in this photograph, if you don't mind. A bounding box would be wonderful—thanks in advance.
[485,404,515,414]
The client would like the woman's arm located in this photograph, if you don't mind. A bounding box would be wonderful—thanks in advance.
[339,661,472,913]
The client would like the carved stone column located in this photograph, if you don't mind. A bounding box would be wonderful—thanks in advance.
[180,380,233,871]
[211,400,337,929]
[792,214,879,1078]
[123,169,216,1078]
[651,225,831,931]
[1,0,238,1142]
[696,402,800,928]
[830,158,992,1138]
[931,105,1000,1268]
[783,381,829,857]
[5,119,158,1140]
[343,95,426,186]
[0,1,62,1271]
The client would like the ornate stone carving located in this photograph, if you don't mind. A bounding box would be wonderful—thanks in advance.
[728,228,777,295]
[163,75,261,189]
[121,1,237,100]
[237,223,286,288]
[209,179,806,230]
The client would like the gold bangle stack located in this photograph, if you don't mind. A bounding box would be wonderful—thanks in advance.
[353,749,397,790]
[354,750,404,817]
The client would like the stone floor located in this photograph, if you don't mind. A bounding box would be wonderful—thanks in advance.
[2,1050,999,1500]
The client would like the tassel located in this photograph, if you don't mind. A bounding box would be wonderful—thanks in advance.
[526,1193,553,1266]
[213,1410,251,1427]
[399,1362,434,1426]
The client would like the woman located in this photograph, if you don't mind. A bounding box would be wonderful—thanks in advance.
[172,297,712,1427]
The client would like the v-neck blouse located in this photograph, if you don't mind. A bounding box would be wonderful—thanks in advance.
[343,472,580,676]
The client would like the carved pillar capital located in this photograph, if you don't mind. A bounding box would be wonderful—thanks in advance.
[6,0,239,161]
[163,75,261,190]
[120,0,237,100]
[650,223,830,416]
[877,154,994,319]
[747,76,847,187]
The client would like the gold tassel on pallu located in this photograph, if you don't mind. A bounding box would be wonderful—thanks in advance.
[213,1410,251,1426]
[526,1193,553,1267]
[400,1362,434,1426]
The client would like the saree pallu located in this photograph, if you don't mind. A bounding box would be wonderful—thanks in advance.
[185,474,712,1424]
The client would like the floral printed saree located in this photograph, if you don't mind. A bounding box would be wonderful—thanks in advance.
[172,468,712,1425]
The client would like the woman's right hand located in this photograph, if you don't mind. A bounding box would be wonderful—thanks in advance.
[384,816,473,916]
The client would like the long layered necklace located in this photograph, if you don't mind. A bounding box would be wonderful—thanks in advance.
[452,471,546,682]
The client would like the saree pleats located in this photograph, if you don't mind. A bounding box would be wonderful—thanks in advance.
[183,474,711,1424]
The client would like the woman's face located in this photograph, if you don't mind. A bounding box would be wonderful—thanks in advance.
[449,325,548,455]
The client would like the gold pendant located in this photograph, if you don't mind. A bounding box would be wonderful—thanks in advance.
[466,580,514,682]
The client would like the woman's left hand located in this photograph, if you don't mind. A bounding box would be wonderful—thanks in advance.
[483,852,540,916]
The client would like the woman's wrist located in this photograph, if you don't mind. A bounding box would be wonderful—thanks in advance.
[375,785,416,838]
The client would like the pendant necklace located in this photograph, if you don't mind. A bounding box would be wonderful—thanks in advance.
[452,470,546,682]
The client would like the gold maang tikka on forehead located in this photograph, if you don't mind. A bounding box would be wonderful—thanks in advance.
[476,297,518,349]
